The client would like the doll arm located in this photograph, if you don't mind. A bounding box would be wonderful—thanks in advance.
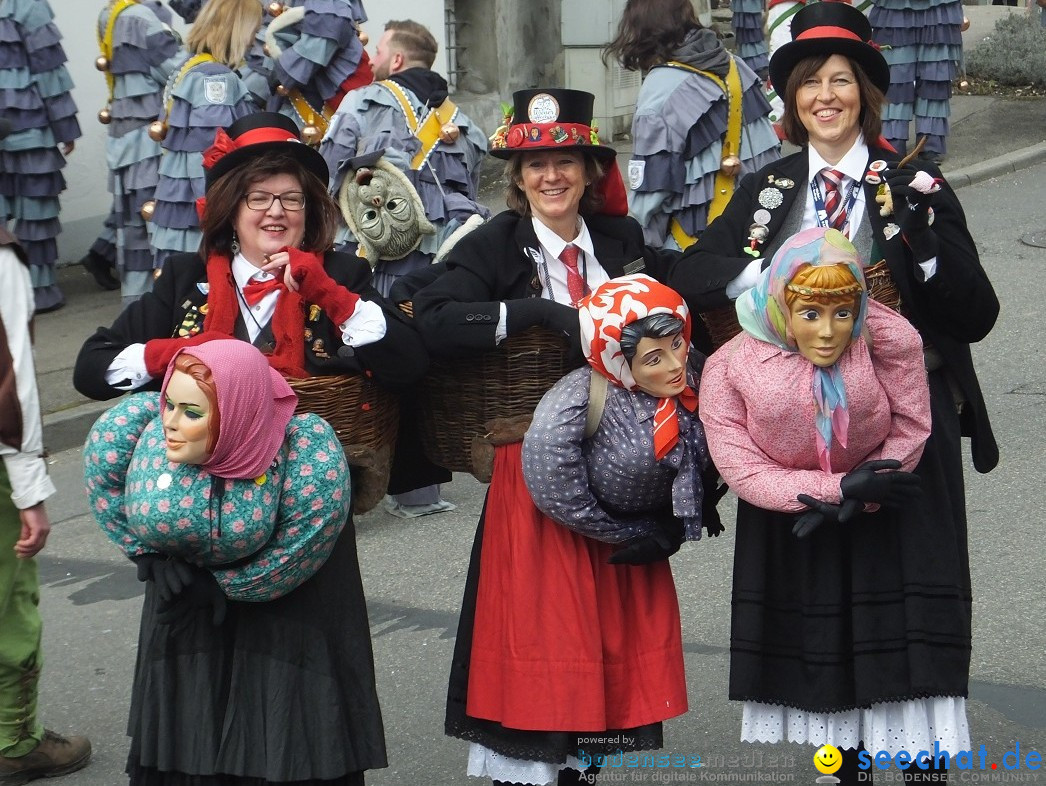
[210,415,349,602]
[83,393,163,557]
[698,340,846,513]
[522,369,661,543]
[860,300,932,471]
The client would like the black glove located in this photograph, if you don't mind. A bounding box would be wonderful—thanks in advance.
[154,560,227,628]
[132,554,196,602]
[793,493,862,538]
[701,470,729,538]
[608,516,684,565]
[882,164,939,262]
[839,458,922,507]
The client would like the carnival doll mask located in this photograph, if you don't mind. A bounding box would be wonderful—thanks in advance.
[338,156,435,266]
[787,293,857,368]
[630,332,689,398]
[162,369,215,465]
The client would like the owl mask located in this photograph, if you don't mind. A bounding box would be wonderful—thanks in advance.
[337,155,436,267]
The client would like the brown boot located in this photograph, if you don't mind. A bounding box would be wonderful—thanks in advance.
[0,729,91,784]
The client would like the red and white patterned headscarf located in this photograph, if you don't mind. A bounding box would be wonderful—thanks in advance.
[579,274,697,460]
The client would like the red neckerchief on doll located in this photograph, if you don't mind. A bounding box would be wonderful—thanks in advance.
[578,274,697,460]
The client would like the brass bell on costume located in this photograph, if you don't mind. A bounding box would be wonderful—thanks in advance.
[268,1,284,16]
[720,155,742,177]
[357,28,369,45]
[95,55,109,72]
[301,124,322,145]
[439,123,460,144]
[275,84,289,97]
[98,106,112,124]
[148,119,168,142]
[140,200,156,221]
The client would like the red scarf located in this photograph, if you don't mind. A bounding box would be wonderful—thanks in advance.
[201,253,309,379]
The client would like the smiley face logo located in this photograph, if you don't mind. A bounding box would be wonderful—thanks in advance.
[814,744,843,775]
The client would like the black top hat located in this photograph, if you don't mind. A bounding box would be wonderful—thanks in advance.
[489,88,616,161]
[0,117,12,141]
[203,112,330,190]
[768,3,890,95]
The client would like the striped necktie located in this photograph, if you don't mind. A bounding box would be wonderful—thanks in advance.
[820,168,849,231]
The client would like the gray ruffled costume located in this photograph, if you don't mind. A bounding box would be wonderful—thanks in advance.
[89,0,180,299]
[0,0,81,311]
[627,29,781,250]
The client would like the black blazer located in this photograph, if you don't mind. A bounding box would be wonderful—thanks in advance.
[668,146,999,473]
[73,251,429,400]
[413,211,680,357]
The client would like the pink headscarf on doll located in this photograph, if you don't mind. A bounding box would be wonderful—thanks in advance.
[160,340,297,479]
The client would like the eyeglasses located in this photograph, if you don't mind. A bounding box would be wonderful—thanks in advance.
[242,191,306,211]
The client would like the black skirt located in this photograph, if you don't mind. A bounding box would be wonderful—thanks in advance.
[125,516,387,785]
[729,371,972,711]
[444,499,663,764]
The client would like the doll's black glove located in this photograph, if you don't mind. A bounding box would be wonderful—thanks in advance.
[608,516,684,565]
[155,562,227,628]
[132,554,196,601]
[701,470,729,538]
[882,164,940,262]
[793,494,861,538]
[839,458,922,506]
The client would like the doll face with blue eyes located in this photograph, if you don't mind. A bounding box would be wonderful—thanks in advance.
[630,332,689,398]
[162,370,214,465]
[788,296,856,367]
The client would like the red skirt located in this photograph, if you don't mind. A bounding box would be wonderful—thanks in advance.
[465,443,687,732]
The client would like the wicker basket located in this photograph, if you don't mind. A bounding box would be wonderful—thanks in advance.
[419,328,582,480]
[288,374,399,514]
[699,259,902,350]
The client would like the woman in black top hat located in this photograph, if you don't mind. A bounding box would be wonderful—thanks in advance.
[667,3,998,779]
[72,112,426,786]
[412,89,691,786]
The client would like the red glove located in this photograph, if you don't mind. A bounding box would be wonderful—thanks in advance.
[144,332,228,378]
[284,247,360,326]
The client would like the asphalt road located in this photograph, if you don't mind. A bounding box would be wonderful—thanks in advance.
[28,162,1046,785]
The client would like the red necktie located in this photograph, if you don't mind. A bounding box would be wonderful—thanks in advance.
[559,244,587,306]
[242,275,284,306]
[820,168,848,231]
[652,386,700,461]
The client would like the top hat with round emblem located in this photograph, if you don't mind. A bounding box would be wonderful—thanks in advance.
[489,88,617,161]
[768,2,890,95]
[203,112,330,190]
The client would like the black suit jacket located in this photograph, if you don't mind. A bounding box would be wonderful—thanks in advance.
[73,251,429,400]
[668,146,999,473]
[413,211,679,357]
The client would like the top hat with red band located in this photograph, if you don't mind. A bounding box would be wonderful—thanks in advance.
[768,2,890,96]
[203,112,330,190]
[489,88,616,161]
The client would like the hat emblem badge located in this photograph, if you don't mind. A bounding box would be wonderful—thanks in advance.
[527,93,560,123]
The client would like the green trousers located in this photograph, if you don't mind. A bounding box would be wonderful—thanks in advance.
[0,464,44,757]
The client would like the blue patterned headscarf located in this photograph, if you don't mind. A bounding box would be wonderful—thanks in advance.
[735,227,868,472]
